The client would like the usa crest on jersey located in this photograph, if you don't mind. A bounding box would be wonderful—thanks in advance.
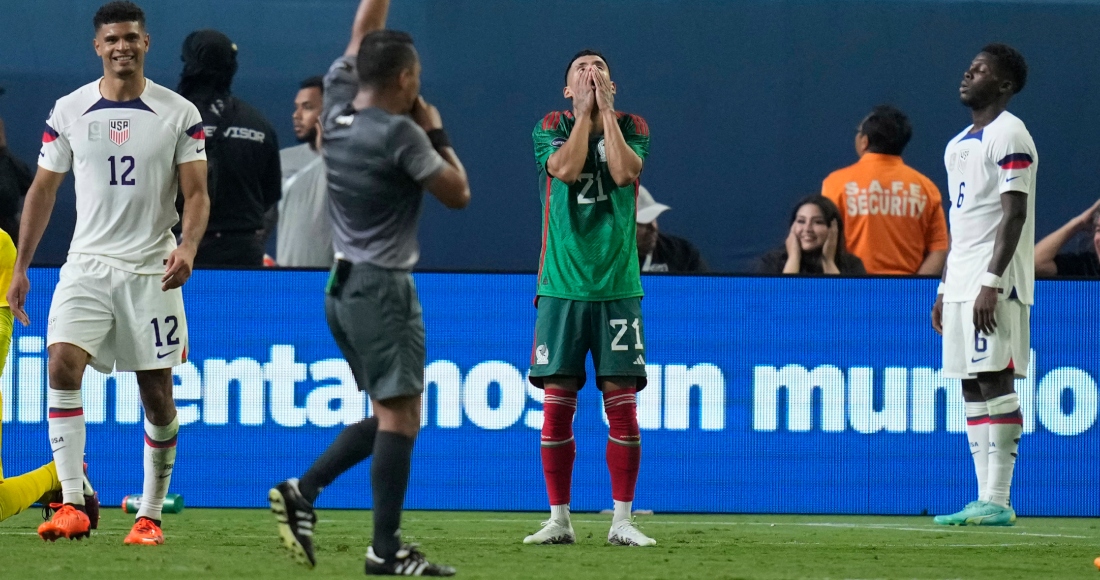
[109,119,130,146]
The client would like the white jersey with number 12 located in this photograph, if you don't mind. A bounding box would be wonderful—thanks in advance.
[943,111,1037,305]
[39,78,206,274]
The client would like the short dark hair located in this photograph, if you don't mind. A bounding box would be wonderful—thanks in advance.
[94,1,145,31]
[356,30,418,88]
[859,105,912,156]
[981,43,1028,94]
[300,75,324,94]
[564,49,610,85]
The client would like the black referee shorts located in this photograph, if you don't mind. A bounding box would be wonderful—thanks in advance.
[324,261,425,401]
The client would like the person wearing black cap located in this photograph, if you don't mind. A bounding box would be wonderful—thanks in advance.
[178,29,281,266]
[0,89,33,242]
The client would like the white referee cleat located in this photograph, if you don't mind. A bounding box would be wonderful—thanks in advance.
[522,519,575,545]
[608,518,656,547]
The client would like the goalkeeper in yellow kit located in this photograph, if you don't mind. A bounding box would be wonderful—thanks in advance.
[0,229,97,526]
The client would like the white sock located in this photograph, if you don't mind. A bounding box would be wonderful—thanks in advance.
[48,389,86,506]
[964,402,990,501]
[984,393,1022,508]
[550,504,570,524]
[613,500,632,524]
[137,416,179,521]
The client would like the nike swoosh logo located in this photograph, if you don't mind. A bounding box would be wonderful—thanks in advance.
[157,350,178,359]
[196,146,205,153]
[1005,176,1021,182]
[971,356,989,363]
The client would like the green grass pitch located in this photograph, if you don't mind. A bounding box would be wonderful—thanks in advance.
[2,508,1098,579]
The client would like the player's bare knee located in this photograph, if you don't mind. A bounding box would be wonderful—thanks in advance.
[544,376,580,392]
[373,395,422,438]
[47,344,89,390]
[960,378,984,402]
[136,369,176,424]
[599,376,638,393]
[977,369,1016,400]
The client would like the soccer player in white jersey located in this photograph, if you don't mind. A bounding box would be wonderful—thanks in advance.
[6,1,209,544]
[931,44,1036,527]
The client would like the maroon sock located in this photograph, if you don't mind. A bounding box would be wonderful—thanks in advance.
[540,388,577,505]
[603,388,641,502]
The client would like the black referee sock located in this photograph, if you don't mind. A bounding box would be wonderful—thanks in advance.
[299,417,379,504]
[371,431,415,562]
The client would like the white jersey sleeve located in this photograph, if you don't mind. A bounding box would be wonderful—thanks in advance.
[39,105,74,174]
[175,106,206,166]
[989,129,1036,196]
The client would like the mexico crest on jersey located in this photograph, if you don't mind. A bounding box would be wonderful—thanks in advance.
[109,119,130,146]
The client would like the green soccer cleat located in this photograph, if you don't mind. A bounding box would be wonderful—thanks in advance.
[933,501,1016,526]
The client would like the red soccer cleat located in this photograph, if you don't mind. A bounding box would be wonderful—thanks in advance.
[124,517,165,546]
[38,504,91,541]
[41,462,100,529]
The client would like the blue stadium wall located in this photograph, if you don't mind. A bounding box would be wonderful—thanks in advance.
[2,0,1100,272]
[3,270,1099,515]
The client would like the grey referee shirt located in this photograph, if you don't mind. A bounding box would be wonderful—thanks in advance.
[321,56,446,270]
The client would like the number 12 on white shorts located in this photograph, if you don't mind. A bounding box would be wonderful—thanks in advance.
[47,255,189,374]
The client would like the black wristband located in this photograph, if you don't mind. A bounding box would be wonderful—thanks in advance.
[427,128,451,150]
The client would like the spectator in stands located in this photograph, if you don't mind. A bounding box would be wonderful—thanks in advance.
[178,29,281,266]
[821,105,948,275]
[759,195,866,275]
[636,185,706,273]
[1035,199,1100,277]
[0,108,32,243]
[270,76,333,268]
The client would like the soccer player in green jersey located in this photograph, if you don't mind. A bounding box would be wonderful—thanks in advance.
[524,49,655,547]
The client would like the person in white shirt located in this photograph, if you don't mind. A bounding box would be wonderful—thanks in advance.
[274,76,333,267]
[931,43,1036,527]
[6,1,209,545]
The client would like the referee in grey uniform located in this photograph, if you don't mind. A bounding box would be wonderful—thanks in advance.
[269,0,470,575]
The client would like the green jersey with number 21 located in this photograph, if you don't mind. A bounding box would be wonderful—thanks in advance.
[532,110,651,301]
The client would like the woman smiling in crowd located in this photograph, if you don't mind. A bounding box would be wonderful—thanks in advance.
[759,195,866,275]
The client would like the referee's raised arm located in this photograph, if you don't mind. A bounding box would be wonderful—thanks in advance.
[345,0,390,57]
[268,0,464,574]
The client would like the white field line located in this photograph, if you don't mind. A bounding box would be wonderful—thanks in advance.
[460,519,1091,539]
[0,528,1062,549]
[0,527,1076,549]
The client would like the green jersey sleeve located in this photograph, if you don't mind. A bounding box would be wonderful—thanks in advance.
[532,112,570,172]
[620,113,651,161]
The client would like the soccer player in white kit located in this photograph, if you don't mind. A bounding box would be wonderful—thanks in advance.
[931,44,1035,527]
[6,1,209,544]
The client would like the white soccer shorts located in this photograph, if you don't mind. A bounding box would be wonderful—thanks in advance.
[942,299,1030,380]
[47,255,189,374]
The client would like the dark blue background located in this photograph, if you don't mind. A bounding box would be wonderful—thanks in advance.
[2,270,1098,515]
[2,0,1099,271]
